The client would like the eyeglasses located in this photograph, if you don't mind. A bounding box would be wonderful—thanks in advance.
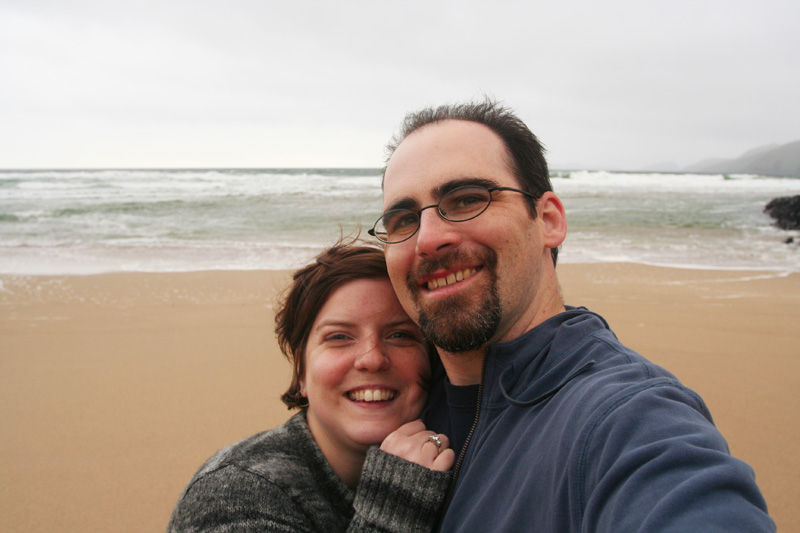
[368,185,537,244]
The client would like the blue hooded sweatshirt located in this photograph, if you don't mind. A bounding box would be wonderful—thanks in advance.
[422,307,775,532]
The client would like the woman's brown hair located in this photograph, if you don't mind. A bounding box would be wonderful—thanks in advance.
[275,238,395,409]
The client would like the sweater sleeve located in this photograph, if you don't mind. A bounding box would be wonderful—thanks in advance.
[167,465,319,533]
[349,447,451,533]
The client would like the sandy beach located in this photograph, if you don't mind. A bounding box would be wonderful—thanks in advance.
[1,264,798,531]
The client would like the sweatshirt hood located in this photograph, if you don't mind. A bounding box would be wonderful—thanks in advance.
[484,307,613,408]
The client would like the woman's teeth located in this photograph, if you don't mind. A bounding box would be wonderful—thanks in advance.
[427,268,478,290]
[348,389,395,402]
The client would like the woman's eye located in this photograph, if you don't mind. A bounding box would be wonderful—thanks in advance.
[387,330,421,343]
[324,333,351,342]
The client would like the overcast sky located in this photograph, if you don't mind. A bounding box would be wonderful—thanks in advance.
[1,0,798,170]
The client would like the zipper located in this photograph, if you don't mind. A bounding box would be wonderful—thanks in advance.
[437,348,490,530]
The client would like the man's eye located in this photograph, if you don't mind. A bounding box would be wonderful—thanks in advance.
[399,213,418,226]
[385,211,418,232]
[449,192,486,210]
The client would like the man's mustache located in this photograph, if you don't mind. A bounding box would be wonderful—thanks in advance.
[407,250,473,288]
[407,248,496,292]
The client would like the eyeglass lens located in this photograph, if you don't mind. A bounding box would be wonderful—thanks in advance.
[376,186,492,243]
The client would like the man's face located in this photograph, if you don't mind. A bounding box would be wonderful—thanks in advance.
[382,120,549,352]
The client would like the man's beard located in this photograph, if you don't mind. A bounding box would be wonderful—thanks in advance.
[408,249,501,353]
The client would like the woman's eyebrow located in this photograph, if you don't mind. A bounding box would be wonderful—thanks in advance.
[313,319,357,331]
[384,317,418,328]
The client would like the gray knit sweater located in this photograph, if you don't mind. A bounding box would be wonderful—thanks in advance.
[168,412,451,532]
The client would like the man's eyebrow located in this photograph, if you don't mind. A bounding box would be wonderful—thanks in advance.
[433,177,497,198]
[385,196,418,212]
[385,177,499,213]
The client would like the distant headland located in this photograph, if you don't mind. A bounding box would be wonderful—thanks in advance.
[645,140,800,177]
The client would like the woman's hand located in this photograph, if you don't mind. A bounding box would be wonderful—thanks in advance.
[380,420,455,472]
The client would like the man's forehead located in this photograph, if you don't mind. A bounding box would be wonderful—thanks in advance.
[382,120,512,208]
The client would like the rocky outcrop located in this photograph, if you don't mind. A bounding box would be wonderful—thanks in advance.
[764,195,800,231]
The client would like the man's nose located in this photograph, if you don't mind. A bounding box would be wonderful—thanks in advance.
[354,341,390,372]
[414,207,461,257]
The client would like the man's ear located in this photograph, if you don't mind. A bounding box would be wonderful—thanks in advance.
[539,192,567,249]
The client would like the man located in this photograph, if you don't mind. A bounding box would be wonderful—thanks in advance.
[369,100,775,531]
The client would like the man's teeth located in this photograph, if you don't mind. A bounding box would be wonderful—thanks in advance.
[427,268,478,290]
[348,389,395,402]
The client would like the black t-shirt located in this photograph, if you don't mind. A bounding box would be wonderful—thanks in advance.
[422,369,480,458]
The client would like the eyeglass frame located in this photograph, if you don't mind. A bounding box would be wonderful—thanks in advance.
[368,184,538,244]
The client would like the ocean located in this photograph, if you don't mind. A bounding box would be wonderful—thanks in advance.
[1,168,798,275]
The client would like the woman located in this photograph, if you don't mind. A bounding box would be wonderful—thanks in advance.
[168,240,454,532]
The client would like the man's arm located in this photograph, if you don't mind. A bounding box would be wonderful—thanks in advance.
[577,381,775,532]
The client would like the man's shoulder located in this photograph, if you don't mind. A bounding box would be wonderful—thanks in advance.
[547,307,680,381]
[547,330,716,442]
[563,323,698,404]
[516,308,705,418]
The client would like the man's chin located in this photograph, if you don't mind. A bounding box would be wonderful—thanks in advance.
[417,294,501,354]
[409,247,500,353]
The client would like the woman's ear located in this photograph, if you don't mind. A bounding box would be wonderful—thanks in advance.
[538,192,567,249]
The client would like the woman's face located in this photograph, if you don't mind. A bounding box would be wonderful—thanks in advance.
[301,278,430,459]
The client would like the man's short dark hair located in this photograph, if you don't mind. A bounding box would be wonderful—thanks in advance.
[384,98,558,265]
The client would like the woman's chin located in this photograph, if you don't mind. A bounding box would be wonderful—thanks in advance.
[350,426,394,447]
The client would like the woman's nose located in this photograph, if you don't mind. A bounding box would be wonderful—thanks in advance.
[353,341,390,372]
